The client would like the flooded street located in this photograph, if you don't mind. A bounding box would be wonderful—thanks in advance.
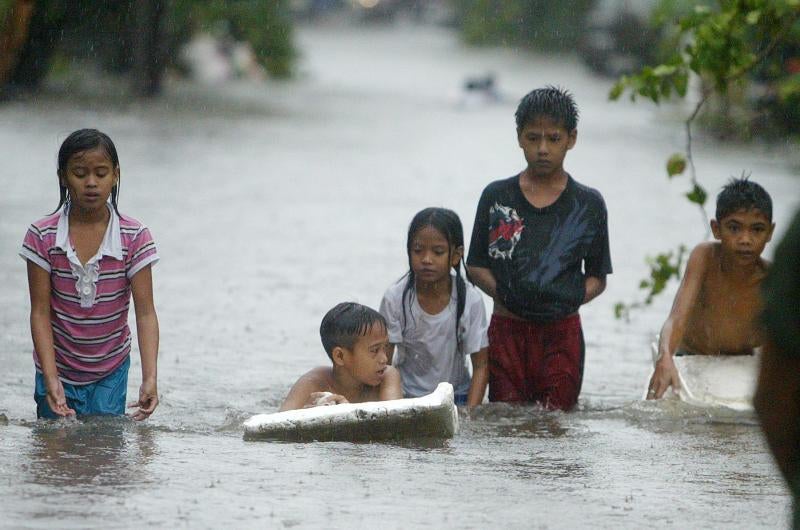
[1,21,798,528]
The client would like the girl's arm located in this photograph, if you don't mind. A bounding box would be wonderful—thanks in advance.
[378,366,403,401]
[466,348,489,407]
[27,262,75,416]
[648,244,710,399]
[129,265,159,420]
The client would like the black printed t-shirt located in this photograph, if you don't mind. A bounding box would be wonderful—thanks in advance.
[467,174,612,322]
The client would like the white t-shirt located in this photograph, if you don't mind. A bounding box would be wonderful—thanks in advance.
[379,275,489,398]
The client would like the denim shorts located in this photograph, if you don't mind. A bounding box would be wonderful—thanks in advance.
[34,356,130,419]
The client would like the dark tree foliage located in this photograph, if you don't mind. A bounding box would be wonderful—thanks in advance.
[0,0,295,97]
[611,0,800,320]
[454,0,594,51]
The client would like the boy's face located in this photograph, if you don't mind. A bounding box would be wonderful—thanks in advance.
[711,208,774,265]
[517,116,576,178]
[337,323,390,387]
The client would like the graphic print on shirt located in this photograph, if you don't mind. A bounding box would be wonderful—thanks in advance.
[488,202,524,260]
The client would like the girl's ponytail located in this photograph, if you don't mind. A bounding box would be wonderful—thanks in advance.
[455,267,466,353]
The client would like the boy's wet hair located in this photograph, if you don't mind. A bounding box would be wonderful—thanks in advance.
[515,85,579,132]
[402,207,471,352]
[320,302,387,359]
[54,128,121,214]
[715,176,772,222]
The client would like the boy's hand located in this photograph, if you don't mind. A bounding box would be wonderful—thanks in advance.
[647,358,680,400]
[45,376,76,417]
[305,392,348,408]
[128,379,158,421]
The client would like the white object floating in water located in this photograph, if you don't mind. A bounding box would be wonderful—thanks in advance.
[645,341,758,411]
[243,382,459,442]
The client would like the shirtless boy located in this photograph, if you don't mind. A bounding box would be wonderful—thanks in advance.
[279,302,402,411]
[647,178,775,399]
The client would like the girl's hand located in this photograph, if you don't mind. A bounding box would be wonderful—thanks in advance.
[45,376,76,417]
[305,392,348,408]
[128,379,158,421]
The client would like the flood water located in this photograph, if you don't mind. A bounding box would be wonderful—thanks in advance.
[1,21,799,529]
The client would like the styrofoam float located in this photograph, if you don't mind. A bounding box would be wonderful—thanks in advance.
[243,382,459,442]
[645,341,759,411]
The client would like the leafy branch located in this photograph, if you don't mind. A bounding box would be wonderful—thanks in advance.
[610,0,800,319]
[614,245,687,321]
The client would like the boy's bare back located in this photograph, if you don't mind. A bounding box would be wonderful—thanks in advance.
[681,242,767,355]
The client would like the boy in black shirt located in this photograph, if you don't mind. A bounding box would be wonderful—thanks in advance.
[467,86,612,410]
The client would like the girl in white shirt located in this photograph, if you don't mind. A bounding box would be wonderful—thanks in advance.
[380,207,489,407]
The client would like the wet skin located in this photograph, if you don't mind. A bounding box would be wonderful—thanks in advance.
[684,209,774,354]
[516,115,576,207]
[29,147,159,420]
[279,323,402,411]
[410,225,462,314]
[648,208,775,399]
[60,147,119,265]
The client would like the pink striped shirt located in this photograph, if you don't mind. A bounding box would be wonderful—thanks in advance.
[20,204,158,385]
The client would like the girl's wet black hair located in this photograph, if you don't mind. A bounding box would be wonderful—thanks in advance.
[515,85,579,132]
[401,207,471,353]
[54,128,121,215]
[320,302,387,360]
[716,175,773,222]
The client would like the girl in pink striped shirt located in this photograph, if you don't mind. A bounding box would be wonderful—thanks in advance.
[20,129,160,420]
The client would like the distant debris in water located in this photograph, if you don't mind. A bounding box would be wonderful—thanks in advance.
[454,73,505,109]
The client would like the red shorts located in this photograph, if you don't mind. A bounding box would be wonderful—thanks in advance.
[488,313,584,410]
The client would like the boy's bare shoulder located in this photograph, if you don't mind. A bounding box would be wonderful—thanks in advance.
[683,241,717,274]
[279,366,335,411]
[295,366,334,388]
[689,240,717,259]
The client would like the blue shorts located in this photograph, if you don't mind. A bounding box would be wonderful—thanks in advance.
[454,394,468,406]
[34,356,130,419]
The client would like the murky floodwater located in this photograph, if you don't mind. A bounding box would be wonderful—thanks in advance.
[1,21,799,529]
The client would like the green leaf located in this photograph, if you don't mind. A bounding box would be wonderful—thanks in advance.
[674,72,689,97]
[745,10,761,24]
[609,81,625,101]
[666,153,687,177]
[652,64,677,77]
[685,184,708,205]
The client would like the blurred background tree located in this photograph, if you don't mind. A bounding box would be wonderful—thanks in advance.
[0,0,295,97]
[169,0,294,79]
[609,0,800,319]
[453,0,800,139]
[450,0,800,318]
[454,0,594,50]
